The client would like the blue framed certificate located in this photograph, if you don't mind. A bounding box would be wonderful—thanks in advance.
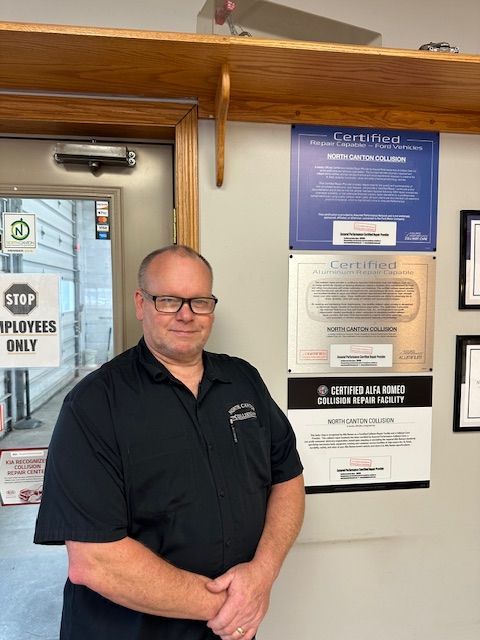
[290,125,439,251]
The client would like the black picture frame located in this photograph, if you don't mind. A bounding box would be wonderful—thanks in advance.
[453,335,480,431]
[459,210,480,309]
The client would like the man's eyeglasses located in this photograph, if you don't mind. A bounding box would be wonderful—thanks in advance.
[141,289,218,315]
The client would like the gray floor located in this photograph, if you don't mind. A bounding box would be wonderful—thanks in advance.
[0,376,83,640]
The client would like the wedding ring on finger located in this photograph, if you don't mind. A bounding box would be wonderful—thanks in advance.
[236,627,246,636]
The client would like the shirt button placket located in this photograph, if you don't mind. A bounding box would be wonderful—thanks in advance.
[198,406,234,568]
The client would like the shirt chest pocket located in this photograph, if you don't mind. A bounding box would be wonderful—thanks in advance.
[233,419,271,493]
[129,435,197,518]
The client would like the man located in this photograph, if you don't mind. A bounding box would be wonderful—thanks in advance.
[35,245,304,640]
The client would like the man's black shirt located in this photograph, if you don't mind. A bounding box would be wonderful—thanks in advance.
[34,339,303,640]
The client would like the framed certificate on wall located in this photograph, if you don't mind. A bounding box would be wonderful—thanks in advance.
[459,210,480,309]
[453,335,480,431]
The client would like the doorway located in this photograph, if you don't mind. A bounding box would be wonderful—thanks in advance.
[0,137,174,640]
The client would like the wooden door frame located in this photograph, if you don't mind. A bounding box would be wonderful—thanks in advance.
[174,107,199,251]
[0,94,199,250]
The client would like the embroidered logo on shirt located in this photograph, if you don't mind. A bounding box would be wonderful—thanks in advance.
[228,402,257,422]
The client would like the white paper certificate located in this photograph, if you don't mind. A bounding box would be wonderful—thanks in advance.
[288,375,432,491]
[465,220,480,305]
[460,344,480,426]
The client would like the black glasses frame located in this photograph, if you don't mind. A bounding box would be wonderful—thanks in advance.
[141,289,218,314]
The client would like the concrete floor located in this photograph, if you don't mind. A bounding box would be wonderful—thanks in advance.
[0,377,81,640]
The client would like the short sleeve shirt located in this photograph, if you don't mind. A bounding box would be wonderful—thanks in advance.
[34,339,303,640]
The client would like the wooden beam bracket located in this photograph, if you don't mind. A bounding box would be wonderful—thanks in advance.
[215,64,230,187]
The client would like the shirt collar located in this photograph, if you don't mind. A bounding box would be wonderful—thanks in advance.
[202,351,231,384]
[137,338,231,384]
[136,338,171,382]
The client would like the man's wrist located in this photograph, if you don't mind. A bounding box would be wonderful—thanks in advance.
[250,555,280,586]
[200,579,228,620]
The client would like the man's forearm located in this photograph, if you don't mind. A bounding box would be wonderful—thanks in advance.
[251,474,305,581]
[66,536,226,620]
[205,474,305,639]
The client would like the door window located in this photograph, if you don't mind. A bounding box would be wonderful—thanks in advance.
[0,197,113,446]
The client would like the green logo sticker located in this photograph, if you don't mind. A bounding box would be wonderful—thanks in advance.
[10,219,30,241]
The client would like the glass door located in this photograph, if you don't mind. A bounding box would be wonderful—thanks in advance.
[0,196,114,449]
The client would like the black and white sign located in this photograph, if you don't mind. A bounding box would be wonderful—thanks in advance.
[0,274,60,367]
[288,375,432,492]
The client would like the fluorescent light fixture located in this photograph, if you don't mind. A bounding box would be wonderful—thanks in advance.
[54,142,136,172]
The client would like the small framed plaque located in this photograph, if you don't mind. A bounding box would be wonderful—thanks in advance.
[459,210,480,308]
[453,335,480,431]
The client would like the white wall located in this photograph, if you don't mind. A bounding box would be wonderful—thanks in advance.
[2,1,480,638]
[0,0,205,33]
[196,4,480,638]
[200,120,480,640]
[287,0,480,52]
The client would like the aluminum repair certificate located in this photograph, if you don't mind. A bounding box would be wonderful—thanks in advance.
[288,253,435,374]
